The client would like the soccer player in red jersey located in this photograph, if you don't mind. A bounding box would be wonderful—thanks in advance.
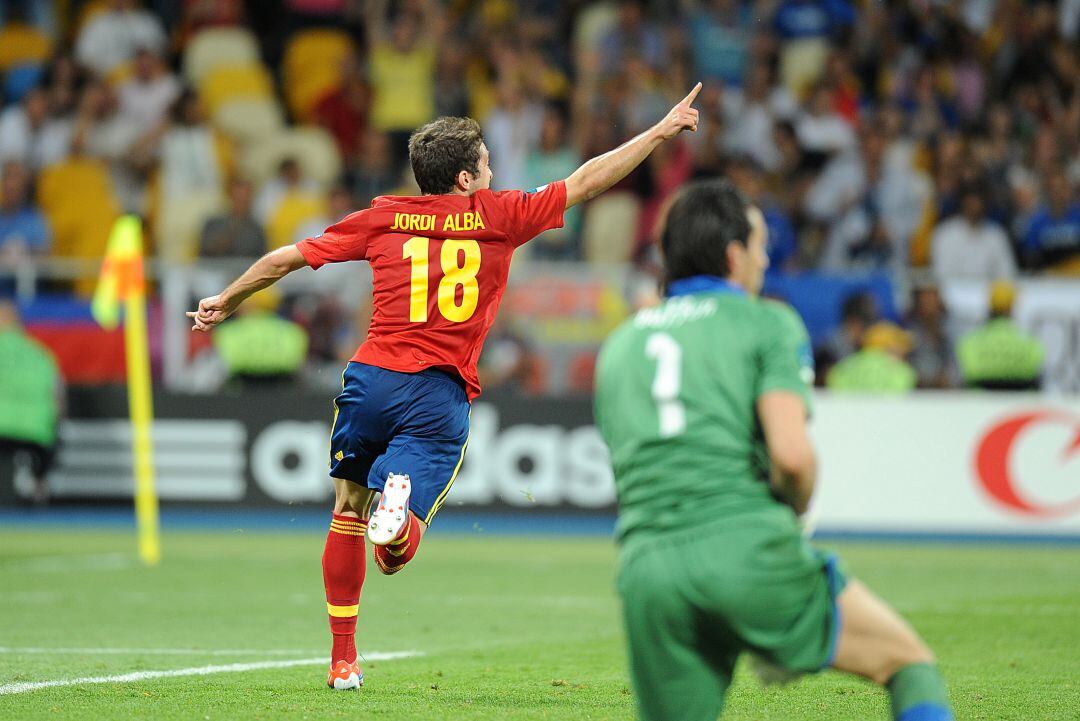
[188,83,702,690]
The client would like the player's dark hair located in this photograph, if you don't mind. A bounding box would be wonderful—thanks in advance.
[661,179,751,284]
[408,116,485,195]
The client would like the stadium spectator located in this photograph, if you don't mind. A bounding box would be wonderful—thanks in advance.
[621,56,672,136]
[364,0,441,169]
[766,120,815,213]
[598,0,668,77]
[931,184,1017,282]
[523,104,581,260]
[683,0,752,87]
[1021,169,1080,272]
[727,156,797,272]
[957,280,1045,391]
[349,128,397,208]
[158,89,227,201]
[820,291,877,367]
[795,82,856,157]
[818,129,930,278]
[773,0,854,95]
[254,156,320,224]
[433,44,469,119]
[116,48,180,130]
[71,77,156,213]
[0,4,52,75]
[40,51,84,118]
[0,298,62,505]
[683,81,727,176]
[294,183,352,248]
[826,321,917,394]
[635,137,694,262]
[0,162,50,263]
[0,0,57,39]
[0,85,71,170]
[906,281,959,390]
[724,65,798,173]
[313,53,370,165]
[483,76,543,192]
[213,288,308,389]
[178,0,247,42]
[198,179,266,259]
[75,0,167,78]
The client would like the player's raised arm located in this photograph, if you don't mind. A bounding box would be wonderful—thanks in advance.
[186,245,307,332]
[563,82,701,209]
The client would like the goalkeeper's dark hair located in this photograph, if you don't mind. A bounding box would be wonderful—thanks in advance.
[408,116,485,195]
[661,179,751,285]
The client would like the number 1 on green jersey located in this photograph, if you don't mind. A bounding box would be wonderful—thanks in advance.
[646,332,686,438]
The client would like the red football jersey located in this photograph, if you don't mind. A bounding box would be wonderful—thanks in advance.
[295,181,566,399]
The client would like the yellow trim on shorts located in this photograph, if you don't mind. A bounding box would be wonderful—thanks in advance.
[326,602,359,617]
[424,427,470,525]
[327,367,347,468]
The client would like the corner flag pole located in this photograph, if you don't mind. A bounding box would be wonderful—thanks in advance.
[92,215,160,566]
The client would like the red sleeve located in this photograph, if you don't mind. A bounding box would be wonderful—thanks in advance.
[491,180,567,247]
[294,210,370,269]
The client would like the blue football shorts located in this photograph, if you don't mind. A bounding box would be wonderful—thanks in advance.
[328,362,470,524]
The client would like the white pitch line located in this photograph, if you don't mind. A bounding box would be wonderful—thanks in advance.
[0,651,420,696]
[0,647,324,656]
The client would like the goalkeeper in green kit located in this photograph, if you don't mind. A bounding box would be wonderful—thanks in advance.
[594,180,954,721]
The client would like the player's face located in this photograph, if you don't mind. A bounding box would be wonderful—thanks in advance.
[471,144,493,192]
[729,206,769,296]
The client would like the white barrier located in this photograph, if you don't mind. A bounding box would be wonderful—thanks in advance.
[811,393,1080,537]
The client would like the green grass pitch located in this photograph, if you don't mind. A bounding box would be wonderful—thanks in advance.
[1,528,1078,720]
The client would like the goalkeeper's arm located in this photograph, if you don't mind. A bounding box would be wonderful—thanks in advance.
[757,390,817,516]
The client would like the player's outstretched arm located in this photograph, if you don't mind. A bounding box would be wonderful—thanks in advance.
[757,390,817,515]
[186,246,307,332]
[563,82,700,209]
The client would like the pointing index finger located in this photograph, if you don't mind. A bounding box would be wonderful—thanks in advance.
[681,82,703,107]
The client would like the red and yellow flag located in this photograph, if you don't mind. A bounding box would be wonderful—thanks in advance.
[92,215,160,566]
[91,215,146,330]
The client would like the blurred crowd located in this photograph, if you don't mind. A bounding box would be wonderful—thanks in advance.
[0,0,1077,395]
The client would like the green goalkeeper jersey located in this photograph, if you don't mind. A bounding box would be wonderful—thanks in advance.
[594,282,813,544]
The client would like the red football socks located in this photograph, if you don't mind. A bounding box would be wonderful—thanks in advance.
[322,513,367,664]
[373,513,423,575]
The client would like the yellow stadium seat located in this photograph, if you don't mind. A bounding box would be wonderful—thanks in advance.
[36,158,121,294]
[282,29,354,121]
[581,192,641,264]
[0,23,52,72]
[266,192,327,250]
[199,64,274,114]
[212,96,285,144]
[156,190,226,262]
[239,127,342,189]
[286,68,342,124]
[183,28,261,86]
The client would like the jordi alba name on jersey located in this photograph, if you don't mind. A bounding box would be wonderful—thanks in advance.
[296,182,566,400]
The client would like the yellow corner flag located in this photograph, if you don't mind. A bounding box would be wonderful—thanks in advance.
[92,216,161,566]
